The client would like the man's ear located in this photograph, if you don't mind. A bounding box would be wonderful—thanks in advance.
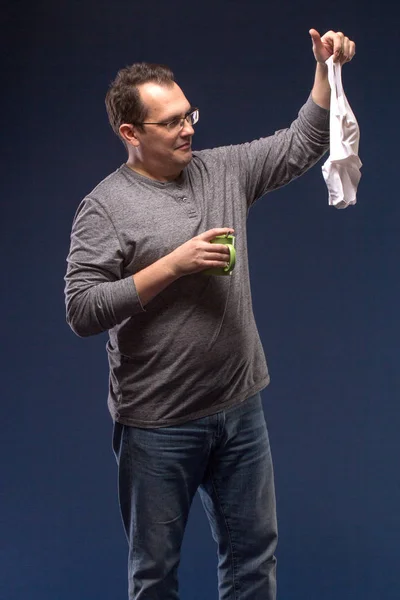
[119,123,141,147]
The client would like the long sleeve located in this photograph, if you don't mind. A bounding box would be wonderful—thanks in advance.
[217,95,330,206]
[64,196,144,337]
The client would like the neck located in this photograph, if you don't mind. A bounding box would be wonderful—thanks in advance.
[125,158,181,183]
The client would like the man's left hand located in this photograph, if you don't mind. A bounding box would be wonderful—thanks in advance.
[309,29,356,65]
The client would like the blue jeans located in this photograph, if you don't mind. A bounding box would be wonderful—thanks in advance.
[112,393,277,600]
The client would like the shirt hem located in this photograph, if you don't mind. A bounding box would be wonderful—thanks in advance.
[110,375,271,428]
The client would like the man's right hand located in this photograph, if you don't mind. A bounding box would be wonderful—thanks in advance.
[165,228,235,277]
[133,228,235,307]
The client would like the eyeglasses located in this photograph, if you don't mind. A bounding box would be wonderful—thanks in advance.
[136,108,199,132]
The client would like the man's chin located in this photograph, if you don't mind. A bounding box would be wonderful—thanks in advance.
[178,149,193,166]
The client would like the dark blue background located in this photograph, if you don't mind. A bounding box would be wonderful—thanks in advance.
[2,1,399,598]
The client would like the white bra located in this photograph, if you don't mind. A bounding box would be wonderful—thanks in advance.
[321,56,362,209]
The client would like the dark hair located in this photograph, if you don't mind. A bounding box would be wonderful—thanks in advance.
[105,62,175,139]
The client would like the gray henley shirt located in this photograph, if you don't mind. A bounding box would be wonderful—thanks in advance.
[65,96,329,427]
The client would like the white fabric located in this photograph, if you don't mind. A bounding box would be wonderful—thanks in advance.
[321,56,362,209]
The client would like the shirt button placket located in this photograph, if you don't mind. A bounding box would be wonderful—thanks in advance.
[178,195,197,218]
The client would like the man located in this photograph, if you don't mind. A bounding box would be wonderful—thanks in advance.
[65,29,356,600]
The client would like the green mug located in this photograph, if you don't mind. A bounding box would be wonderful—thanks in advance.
[203,234,236,276]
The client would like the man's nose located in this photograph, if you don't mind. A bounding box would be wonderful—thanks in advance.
[181,117,195,136]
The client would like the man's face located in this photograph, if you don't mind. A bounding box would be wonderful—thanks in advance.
[133,82,195,179]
